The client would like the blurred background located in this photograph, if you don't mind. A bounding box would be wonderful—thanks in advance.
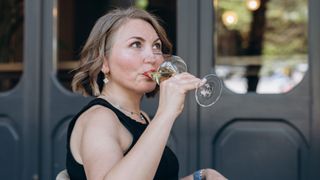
[0,0,319,179]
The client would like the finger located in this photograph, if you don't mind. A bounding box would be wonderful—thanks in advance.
[179,77,206,87]
[179,79,202,92]
[199,78,207,86]
[172,74,201,83]
[172,72,197,80]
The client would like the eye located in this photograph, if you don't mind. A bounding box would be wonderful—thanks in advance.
[131,41,142,48]
[152,42,162,50]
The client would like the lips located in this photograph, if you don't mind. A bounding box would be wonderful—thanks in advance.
[143,68,156,79]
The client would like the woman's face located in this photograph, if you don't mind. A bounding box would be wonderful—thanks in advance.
[104,18,164,95]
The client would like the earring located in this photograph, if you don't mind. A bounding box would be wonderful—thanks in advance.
[103,77,109,84]
[103,74,109,84]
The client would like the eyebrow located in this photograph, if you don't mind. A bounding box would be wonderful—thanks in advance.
[129,36,161,43]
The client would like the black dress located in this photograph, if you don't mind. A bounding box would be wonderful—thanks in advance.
[66,98,179,180]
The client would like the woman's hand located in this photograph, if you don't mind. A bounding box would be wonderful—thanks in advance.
[180,168,227,180]
[202,168,228,180]
[156,72,203,119]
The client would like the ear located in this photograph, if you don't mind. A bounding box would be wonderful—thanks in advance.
[101,57,110,74]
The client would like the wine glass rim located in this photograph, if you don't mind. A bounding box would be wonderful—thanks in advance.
[162,54,185,61]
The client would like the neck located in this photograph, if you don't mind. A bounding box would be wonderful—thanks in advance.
[100,83,142,114]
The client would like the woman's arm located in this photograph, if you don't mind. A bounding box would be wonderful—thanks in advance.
[180,174,193,180]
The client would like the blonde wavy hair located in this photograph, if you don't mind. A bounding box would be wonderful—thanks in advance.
[72,7,172,97]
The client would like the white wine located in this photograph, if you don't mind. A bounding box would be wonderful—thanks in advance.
[145,67,176,84]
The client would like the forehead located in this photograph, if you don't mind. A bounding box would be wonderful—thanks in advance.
[113,18,159,41]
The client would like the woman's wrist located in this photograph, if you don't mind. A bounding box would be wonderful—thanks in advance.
[193,169,206,180]
[154,110,178,124]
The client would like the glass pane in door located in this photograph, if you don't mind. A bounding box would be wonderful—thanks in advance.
[0,0,24,92]
[214,0,308,94]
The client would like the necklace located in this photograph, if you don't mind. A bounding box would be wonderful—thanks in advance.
[99,95,146,123]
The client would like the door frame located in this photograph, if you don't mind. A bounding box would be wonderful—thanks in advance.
[309,0,320,179]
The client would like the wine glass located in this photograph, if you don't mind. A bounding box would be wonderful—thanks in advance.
[145,55,222,107]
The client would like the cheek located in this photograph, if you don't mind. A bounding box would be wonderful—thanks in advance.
[110,52,141,76]
[118,54,140,70]
[156,57,164,67]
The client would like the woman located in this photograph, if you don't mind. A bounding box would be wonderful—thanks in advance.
[67,7,227,180]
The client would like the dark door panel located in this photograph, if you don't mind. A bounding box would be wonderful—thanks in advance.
[213,120,308,180]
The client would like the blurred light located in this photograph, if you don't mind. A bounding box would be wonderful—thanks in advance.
[52,7,58,17]
[246,0,261,11]
[213,0,218,8]
[222,11,238,26]
[135,0,149,9]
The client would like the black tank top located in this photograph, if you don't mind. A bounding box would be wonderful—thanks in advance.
[66,98,179,180]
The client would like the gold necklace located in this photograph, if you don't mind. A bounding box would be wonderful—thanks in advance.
[99,95,146,123]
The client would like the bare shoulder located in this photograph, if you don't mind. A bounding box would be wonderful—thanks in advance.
[78,104,123,149]
[74,105,127,178]
[71,104,122,153]
[69,105,122,166]
[79,105,120,129]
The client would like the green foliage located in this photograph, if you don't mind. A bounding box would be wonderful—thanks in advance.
[216,0,308,56]
[135,0,149,9]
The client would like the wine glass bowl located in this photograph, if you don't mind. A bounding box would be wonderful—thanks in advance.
[159,56,187,74]
[146,55,187,84]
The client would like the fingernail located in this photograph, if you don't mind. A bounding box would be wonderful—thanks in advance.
[199,78,207,86]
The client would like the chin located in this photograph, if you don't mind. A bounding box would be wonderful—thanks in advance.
[143,84,157,93]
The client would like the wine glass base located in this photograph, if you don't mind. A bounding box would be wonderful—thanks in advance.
[195,74,222,107]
